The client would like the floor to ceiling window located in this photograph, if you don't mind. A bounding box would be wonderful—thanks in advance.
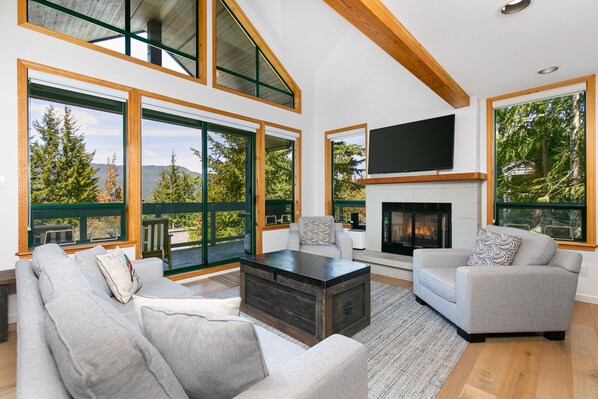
[141,101,255,274]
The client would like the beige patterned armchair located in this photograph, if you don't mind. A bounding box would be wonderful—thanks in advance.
[287,216,353,260]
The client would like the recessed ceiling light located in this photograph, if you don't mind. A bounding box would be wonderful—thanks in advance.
[500,0,531,15]
[538,66,559,75]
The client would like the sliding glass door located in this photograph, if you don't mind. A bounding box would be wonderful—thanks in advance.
[206,125,254,263]
[141,111,254,274]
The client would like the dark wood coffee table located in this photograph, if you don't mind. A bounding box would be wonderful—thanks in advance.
[240,249,370,346]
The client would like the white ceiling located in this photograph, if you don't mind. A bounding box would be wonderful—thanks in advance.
[381,0,598,99]
[240,0,598,102]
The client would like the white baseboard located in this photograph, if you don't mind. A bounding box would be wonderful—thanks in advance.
[8,312,16,325]
[370,264,413,281]
[575,293,598,305]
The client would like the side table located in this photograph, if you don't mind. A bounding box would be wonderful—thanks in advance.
[0,269,16,343]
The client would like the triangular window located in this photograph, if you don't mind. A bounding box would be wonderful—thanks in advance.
[215,0,298,110]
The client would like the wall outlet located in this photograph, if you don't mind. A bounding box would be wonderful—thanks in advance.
[580,264,588,277]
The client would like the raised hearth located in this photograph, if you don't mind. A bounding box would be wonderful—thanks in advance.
[382,202,451,256]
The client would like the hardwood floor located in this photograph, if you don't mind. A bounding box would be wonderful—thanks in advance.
[1,274,596,398]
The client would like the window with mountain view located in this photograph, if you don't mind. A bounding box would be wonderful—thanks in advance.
[494,88,587,241]
[26,0,200,78]
[265,135,294,225]
[28,83,126,248]
[215,0,294,108]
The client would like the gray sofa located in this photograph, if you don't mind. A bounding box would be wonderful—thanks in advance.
[288,216,353,260]
[16,244,367,398]
[413,225,582,342]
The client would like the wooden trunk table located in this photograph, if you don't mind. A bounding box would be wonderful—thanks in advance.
[240,249,370,346]
[0,269,16,343]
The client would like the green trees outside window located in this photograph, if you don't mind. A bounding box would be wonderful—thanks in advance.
[332,135,366,225]
[27,0,199,77]
[494,91,586,241]
[28,83,126,248]
[265,135,294,224]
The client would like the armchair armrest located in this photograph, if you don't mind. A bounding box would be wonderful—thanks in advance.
[335,231,353,260]
[413,248,471,270]
[456,265,579,333]
[131,257,164,284]
[235,334,367,399]
[288,230,301,251]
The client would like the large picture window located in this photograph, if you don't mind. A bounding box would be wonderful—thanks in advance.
[27,82,127,248]
[489,77,596,245]
[325,126,367,226]
[25,0,202,78]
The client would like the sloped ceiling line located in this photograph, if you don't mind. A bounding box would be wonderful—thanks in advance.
[323,0,470,109]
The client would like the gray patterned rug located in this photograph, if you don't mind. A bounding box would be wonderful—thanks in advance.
[208,280,467,399]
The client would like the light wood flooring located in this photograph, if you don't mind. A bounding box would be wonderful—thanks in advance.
[1,274,596,398]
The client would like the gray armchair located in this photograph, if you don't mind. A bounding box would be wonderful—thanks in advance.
[413,225,581,342]
[288,216,353,260]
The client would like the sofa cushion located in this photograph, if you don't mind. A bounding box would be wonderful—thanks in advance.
[138,278,196,299]
[31,243,67,277]
[299,216,335,245]
[44,290,187,399]
[73,245,112,297]
[133,295,241,330]
[96,248,141,304]
[486,225,557,265]
[38,257,92,304]
[419,268,457,303]
[467,228,522,267]
[140,306,268,399]
[298,244,341,259]
[254,326,305,372]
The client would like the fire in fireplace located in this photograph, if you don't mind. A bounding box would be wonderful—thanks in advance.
[382,202,451,256]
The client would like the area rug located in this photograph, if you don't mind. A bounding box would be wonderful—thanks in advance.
[207,278,467,399]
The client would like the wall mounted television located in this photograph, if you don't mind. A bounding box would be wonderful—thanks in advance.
[368,114,455,174]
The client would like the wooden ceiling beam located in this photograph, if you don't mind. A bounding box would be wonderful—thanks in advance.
[323,0,470,108]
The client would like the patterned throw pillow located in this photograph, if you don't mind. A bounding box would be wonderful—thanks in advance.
[300,217,334,245]
[467,228,522,266]
[96,247,141,303]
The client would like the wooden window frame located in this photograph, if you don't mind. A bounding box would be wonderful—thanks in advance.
[486,75,597,250]
[212,0,302,113]
[324,123,367,225]
[17,0,208,85]
[256,122,302,253]
[17,59,141,257]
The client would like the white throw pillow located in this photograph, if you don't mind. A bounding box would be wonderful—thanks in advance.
[133,295,241,330]
[467,228,522,267]
[95,247,141,304]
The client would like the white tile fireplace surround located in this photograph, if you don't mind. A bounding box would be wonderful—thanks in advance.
[365,181,484,252]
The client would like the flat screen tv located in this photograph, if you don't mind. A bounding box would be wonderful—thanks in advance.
[368,114,455,174]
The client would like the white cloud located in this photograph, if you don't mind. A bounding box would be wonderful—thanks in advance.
[30,103,99,127]
[143,149,157,157]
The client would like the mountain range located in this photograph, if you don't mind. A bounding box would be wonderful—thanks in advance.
[92,164,201,200]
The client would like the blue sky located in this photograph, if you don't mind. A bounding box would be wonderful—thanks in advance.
[30,98,204,174]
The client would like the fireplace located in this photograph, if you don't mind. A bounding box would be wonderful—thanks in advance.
[382,202,451,256]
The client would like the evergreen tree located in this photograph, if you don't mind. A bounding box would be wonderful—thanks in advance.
[148,151,201,229]
[332,141,366,200]
[97,153,123,203]
[30,105,99,204]
[265,145,293,200]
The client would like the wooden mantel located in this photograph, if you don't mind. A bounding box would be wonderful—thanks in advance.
[356,172,486,185]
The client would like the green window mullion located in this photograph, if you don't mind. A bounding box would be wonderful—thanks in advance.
[255,47,260,98]
[30,0,196,62]
[124,0,131,56]
[216,67,293,97]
